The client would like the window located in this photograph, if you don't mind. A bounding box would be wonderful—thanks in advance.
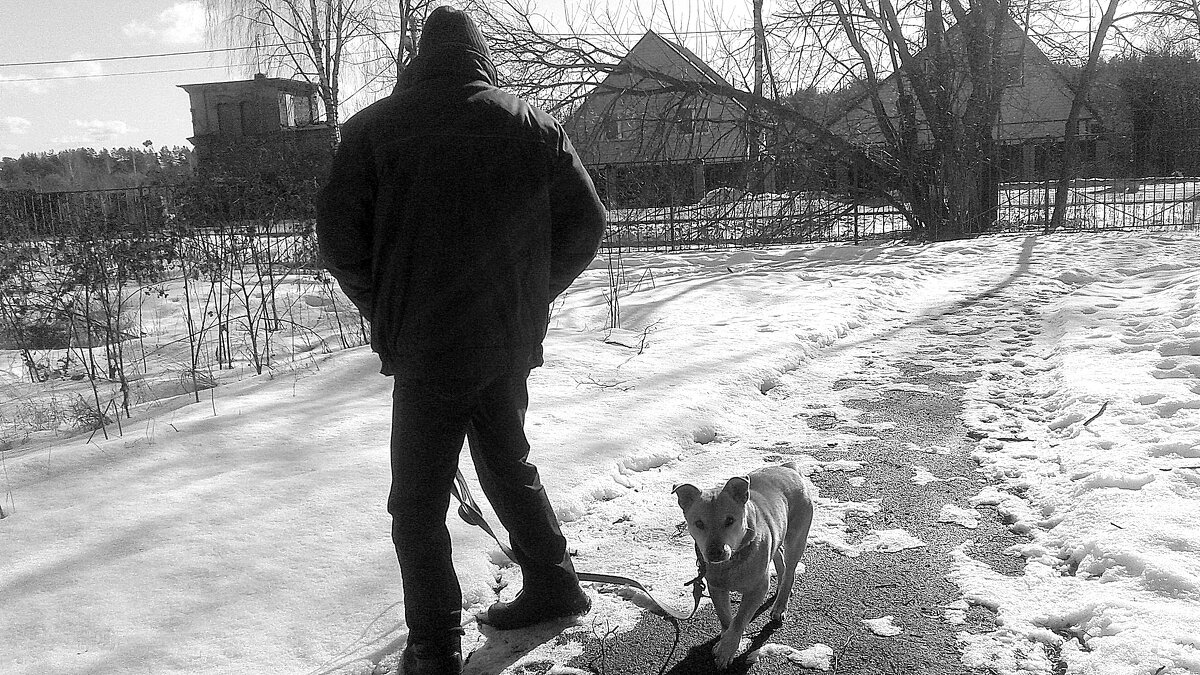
[677,107,695,134]
[279,93,295,127]
[603,115,621,140]
[676,102,704,134]
[293,94,314,125]
[1000,51,1025,88]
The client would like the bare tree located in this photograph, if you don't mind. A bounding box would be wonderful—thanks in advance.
[203,0,405,144]
[479,0,1052,239]
[1138,0,1200,47]
[776,0,1030,238]
[1049,0,1122,231]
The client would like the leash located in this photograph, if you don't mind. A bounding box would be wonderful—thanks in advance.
[450,469,706,621]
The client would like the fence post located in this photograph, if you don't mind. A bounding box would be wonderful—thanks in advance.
[669,204,676,251]
[1043,179,1051,232]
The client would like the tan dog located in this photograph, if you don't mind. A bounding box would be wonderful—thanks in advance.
[673,462,814,670]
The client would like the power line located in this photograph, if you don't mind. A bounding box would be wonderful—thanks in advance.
[0,46,250,68]
[0,28,754,69]
[4,63,258,83]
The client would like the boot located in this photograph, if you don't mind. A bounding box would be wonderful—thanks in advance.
[479,573,591,630]
[400,641,462,675]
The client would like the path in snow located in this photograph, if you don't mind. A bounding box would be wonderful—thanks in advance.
[555,236,1064,674]
[552,234,1200,675]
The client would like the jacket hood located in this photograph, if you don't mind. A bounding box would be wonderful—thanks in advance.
[397,7,498,90]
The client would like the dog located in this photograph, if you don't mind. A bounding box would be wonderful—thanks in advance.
[673,462,814,670]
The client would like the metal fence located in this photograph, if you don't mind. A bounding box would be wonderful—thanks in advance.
[0,185,179,238]
[598,175,1200,250]
[4,174,1200,252]
[993,178,1200,232]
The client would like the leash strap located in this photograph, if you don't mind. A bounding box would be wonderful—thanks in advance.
[450,468,705,621]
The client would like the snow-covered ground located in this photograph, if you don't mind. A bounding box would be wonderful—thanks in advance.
[2,231,1198,674]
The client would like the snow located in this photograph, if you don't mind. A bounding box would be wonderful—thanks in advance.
[3,231,1200,674]
[939,503,982,529]
[754,642,835,669]
[862,615,904,637]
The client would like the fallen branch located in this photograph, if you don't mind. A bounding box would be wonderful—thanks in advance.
[575,375,631,391]
[1082,401,1109,427]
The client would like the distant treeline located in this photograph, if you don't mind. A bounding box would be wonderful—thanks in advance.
[0,146,195,192]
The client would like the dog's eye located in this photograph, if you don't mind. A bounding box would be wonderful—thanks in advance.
[693,520,706,530]
[723,516,735,528]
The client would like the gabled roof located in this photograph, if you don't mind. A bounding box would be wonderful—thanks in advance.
[566,30,747,127]
[563,30,753,165]
[829,12,1073,126]
[637,30,734,90]
[600,30,742,104]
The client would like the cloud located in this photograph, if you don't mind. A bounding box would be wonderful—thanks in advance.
[2,117,32,135]
[122,20,157,40]
[123,1,205,45]
[67,119,136,143]
[161,2,206,44]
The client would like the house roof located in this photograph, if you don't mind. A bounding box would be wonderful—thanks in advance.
[638,30,735,91]
[178,74,318,97]
[828,11,1092,129]
[566,30,746,125]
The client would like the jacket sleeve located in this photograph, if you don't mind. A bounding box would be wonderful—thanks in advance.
[548,128,607,299]
[316,117,377,321]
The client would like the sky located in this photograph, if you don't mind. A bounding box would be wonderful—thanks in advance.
[0,0,764,159]
[2,229,1199,673]
[1,1,213,156]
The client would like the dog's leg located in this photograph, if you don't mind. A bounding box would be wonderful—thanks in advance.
[713,581,768,670]
[771,511,812,624]
[769,548,788,626]
[711,587,733,630]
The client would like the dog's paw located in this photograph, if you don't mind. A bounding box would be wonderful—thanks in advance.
[712,634,741,670]
[768,608,788,627]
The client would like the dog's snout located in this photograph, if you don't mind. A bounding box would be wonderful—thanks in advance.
[705,544,731,562]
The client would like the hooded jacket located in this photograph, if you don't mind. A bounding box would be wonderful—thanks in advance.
[316,8,606,379]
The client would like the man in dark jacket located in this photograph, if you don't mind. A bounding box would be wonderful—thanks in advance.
[315,7,606,674]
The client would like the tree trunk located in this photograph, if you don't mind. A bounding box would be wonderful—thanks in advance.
[1049,0,1119,232]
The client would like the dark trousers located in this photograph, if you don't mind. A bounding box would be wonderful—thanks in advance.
[388,368,571,647]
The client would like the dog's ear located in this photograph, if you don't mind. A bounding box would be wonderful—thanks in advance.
[672,483,701,511]
[721,476,751,505]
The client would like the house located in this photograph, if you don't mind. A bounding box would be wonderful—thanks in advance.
[178,74,332,176]
[829,15,1100,181]
[565,31,754,206]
